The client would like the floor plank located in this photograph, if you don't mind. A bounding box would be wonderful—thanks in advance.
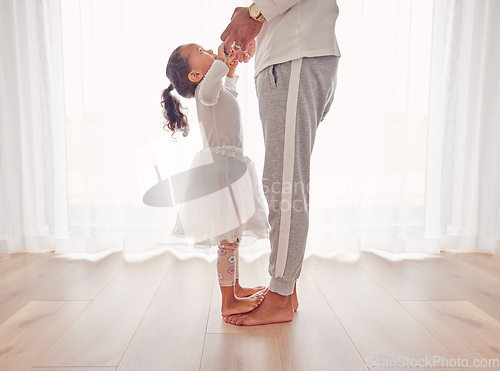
[357,252,465,300]
[116,257,213,371]
[200,333,282,371]
[0,253,87,324]
[34,252,174,367]
[441,250,500,279]
[400,300,500,367]
[276,264,369,370]
[33,368,115,371]
[38,252,125,301]
[371,368,468,370]
[0,300,89,370]
[403,253,500,322]
[308,261,455,363]
[0,251,54,286]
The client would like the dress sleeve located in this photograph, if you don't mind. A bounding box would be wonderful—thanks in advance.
[224,75,239,97]
[197,60,230,106]
[254,0,302,21]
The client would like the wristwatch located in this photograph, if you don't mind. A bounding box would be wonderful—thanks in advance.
[249,2,266,23]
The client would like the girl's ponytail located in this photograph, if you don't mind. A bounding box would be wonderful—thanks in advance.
[161,83,190,137]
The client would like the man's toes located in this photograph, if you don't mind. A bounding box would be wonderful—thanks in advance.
[231,315,243,325]
[235,316,246,325]
[234,318,244,325]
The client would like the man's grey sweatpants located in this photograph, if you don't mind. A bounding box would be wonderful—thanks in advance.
[255,55,339,296]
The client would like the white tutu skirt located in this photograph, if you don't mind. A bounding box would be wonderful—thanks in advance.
[171,146,270,248]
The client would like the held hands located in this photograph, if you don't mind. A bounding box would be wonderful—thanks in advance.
[216,43,239,78]
[216,40,255,64]
[232,39,256,63]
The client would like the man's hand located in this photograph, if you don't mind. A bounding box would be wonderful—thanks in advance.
[221,7,263,55]
[217,43,228,63]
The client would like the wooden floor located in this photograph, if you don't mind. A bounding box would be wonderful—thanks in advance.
[0,248,499,371]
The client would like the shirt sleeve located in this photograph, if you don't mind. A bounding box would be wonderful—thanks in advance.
[197,60,230,106]
[254,0,302,21]
[224,75,239,97]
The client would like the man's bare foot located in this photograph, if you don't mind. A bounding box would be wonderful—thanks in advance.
[292,283,299,312]
[223,290,294,326]
[220,286,264,316]
[234,279,266,298]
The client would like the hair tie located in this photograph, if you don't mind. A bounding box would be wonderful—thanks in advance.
[167,84,174,92]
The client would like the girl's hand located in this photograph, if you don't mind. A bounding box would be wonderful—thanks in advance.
[226,59,238,78]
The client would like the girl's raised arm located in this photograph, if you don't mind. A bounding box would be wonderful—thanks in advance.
[197,44,231,106]
[197,60,229,106]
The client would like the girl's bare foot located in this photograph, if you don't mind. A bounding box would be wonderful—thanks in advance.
[234,279,266,298]
[220,286,265,317]
[223,290,294,326]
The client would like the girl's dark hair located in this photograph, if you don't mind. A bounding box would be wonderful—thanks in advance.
[161,45,197,137]
[161,84,189,137]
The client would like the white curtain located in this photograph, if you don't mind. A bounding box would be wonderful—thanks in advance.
[426,0,500,254]
[1,0,499,256]
[310,0,435,254]
[0,0,64,253]
[310,0,500,255]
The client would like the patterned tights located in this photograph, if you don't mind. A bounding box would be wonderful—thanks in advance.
[217,238,240,286]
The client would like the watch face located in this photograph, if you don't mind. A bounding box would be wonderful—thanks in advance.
[249,5,259,18]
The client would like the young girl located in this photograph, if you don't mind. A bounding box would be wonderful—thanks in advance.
[161,42,270,316]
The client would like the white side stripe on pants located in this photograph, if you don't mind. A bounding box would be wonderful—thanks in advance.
[275,58,303,278]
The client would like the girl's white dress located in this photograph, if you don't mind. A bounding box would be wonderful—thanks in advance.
[171,59,270,247]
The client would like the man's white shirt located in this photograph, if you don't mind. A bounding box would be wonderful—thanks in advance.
[254,0,341,77]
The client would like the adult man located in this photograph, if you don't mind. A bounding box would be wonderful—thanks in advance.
[221,0,340,325]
